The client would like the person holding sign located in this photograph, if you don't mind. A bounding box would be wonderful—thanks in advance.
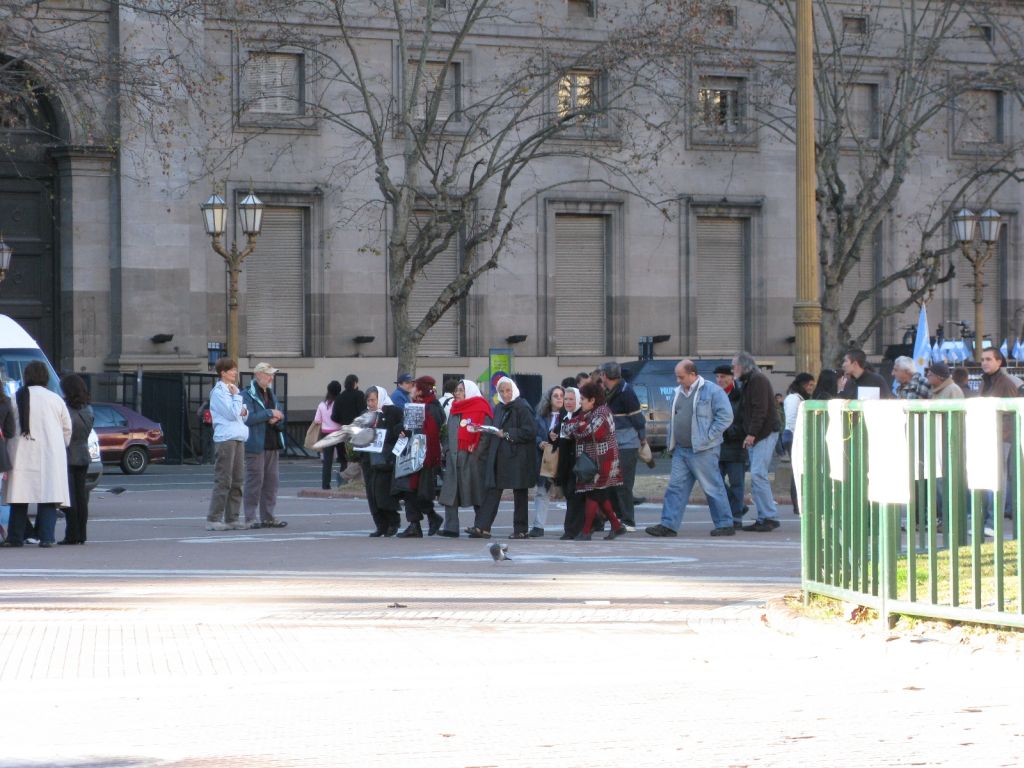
[361,386,404,537]
[395,376,445,538]
[438,380,493,537]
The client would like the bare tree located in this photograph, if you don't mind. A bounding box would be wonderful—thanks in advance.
[744,0,1024,364]
[207,0,711,374]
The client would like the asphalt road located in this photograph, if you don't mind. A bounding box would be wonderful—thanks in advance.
[1,462,1017,767]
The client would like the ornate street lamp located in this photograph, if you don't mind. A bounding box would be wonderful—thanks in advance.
[953,207,1003,357]
[0,235,12,284]
[201,189,264,361]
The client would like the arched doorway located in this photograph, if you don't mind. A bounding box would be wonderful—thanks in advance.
[0,63,65,361]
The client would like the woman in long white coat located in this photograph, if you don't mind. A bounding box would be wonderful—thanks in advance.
[1,361,71,547]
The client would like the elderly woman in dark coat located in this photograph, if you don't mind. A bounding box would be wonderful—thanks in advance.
[466,376,537,539]
[553,386,585,540]
[438,380,492,537]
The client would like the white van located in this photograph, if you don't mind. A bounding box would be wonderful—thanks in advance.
[0,314,103,489]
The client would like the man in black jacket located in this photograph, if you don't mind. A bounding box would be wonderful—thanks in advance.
[714,365,748,528]
[331,374,366,483]
[733,351,780,532]
[603,362,646,530]
[838,349,892,399]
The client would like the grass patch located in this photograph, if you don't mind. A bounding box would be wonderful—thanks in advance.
[896,539,1021,612]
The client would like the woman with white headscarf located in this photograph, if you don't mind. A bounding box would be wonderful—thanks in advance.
[466,376,537,539]
[554,386,586,540]
[437,380,493,537]
[362,385,403,537]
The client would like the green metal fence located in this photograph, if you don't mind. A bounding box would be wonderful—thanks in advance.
[799,399,1024,629]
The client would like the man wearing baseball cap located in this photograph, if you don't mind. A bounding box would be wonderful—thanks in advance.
[241,362,288,529]
[391,373,415,409]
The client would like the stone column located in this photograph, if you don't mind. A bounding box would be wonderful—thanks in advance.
[51,146,116,374]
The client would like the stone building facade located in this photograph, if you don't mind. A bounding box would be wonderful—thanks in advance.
[0,1,1021,410]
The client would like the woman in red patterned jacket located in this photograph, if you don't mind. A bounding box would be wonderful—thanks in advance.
[565,382,627,541]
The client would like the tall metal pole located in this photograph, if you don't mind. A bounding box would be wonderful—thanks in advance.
[210,234,258,362]
[793,0,821,375]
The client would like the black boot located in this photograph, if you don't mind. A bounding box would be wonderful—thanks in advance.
[397,522,423,538]
[426,511,443,536]
[368,528,386,537]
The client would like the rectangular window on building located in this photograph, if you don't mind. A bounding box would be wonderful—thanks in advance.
[967,24,994,42]
[838,226,880,353]
[698,76,745,134]
[568,0,595,19]
[407,214,461,356]
[557,69,605,126]
[846,83,880,140]
[246,205,307,356]
[554,214,607,355]
[842,15,868,35]
[712,5,737,27]
[695,217,746,354]
[412,61,461,123]
[956,88,1005,146]
[241,52,304,116]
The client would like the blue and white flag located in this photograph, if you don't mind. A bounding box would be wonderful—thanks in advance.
[912,305,931,370]
[1014,338,1023,360]
[957,340,970,362]
[1001,339,1009,358]
[932,341,943,363]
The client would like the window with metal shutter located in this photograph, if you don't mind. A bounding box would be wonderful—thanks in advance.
[246,206,306,355]
[837,228,877,352]
[554,214,607,355]
[413,62,459,122]
[955,231,1003,344]
[243,52,302,116]
[407,216,460,356]
[696,217,745,354]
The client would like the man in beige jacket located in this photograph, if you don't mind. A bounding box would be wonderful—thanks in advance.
[925,363,964,399]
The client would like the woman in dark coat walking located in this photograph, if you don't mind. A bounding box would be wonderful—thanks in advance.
[60,374,95,545]
[467,376,537,539]
[564,382,626,541]
[553,386,585,540]
[438,380,492,537]
[331,374,366,479]
[362,386,403,537]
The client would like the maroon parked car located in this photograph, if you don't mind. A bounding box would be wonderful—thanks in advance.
[92,403,167,475]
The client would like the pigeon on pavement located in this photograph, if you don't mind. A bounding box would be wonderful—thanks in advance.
[489,542,511,562]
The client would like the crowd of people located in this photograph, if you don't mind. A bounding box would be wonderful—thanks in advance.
[0,363,94,547]
[203,345,1022,541]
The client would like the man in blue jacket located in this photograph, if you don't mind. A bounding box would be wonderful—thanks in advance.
[646,359,736,537]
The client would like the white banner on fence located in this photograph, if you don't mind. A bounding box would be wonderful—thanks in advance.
[826,399,846,482]
[792,405,806,513]
[862,401,910,504]
[965,398,1001,491]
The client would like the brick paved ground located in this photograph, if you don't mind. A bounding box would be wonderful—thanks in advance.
[0,477,1018,767]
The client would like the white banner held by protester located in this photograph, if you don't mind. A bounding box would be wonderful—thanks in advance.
[403,403,425,431]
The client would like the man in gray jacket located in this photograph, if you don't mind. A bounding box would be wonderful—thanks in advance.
[646,359,736,537]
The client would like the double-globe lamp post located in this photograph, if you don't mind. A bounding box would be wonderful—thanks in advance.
[952,208,1003,357]
[200,191,265,362]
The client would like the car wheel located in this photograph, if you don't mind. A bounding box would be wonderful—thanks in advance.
[121,446,149,475]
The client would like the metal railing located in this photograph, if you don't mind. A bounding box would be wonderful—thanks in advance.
[798,399,1024,629]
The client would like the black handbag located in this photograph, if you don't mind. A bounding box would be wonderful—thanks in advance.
[573,450,598,484]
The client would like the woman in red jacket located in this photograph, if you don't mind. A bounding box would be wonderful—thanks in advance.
[565,382,627,541]
[396,376,445,537]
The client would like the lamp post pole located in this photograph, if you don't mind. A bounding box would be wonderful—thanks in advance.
[201,191,264,362]
[953,208,1002,358]
[793,0,821,375]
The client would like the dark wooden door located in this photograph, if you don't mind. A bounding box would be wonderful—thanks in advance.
[0,176,57,360]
